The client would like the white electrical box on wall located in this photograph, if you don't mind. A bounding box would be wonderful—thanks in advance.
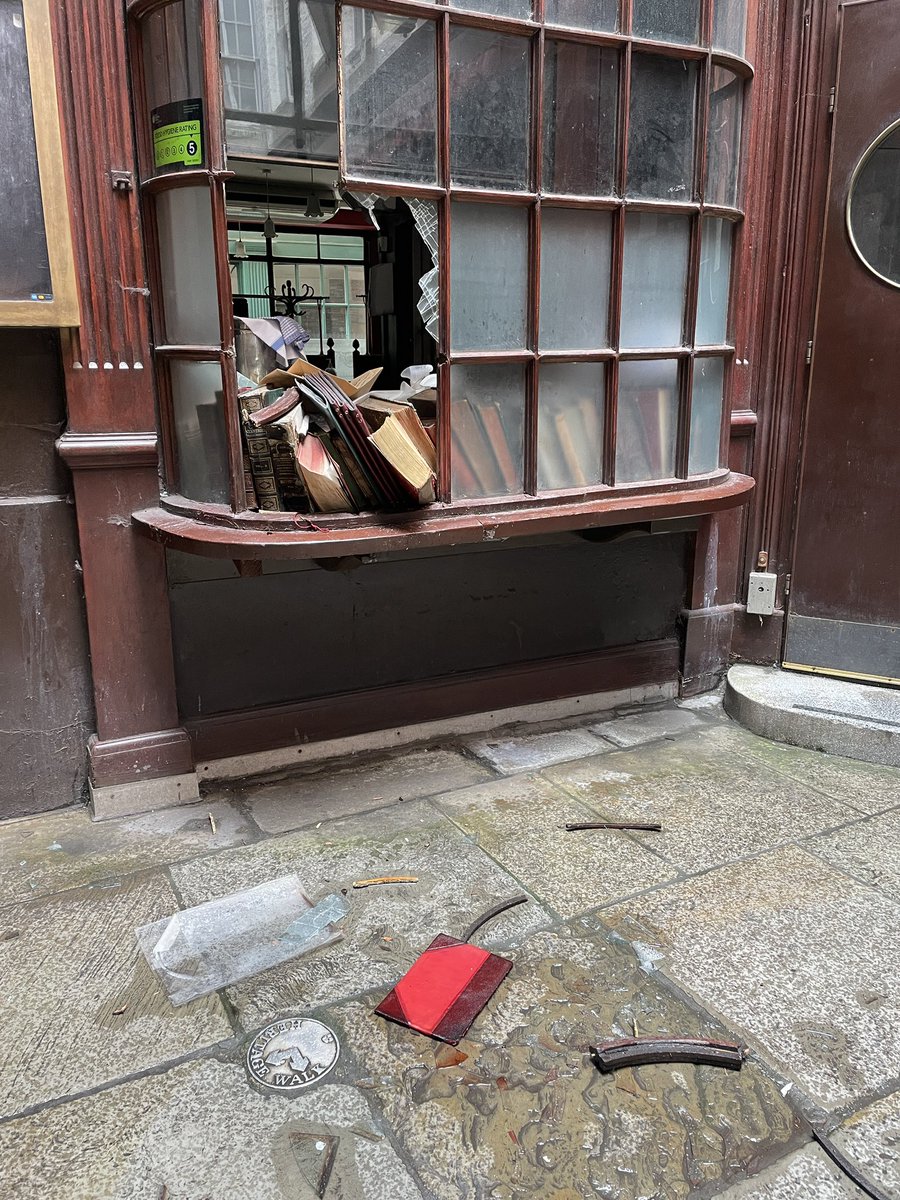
[747,572,778,616]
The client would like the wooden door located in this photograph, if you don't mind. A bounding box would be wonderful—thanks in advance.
[785,0,900,685]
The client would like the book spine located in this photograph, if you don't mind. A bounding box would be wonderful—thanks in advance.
[241,450,257,509]
[243,421,282,511]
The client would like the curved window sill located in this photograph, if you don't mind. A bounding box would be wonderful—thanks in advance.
[133,472,755,560]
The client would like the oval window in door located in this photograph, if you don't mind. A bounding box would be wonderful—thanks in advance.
[847,119,900,288]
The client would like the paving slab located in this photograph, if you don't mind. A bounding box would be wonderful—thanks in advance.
[832,1088,900,1199]
[807,807,900,901]
[170,800,552,1030]
[0,799,253,906]
[0,872,231,1119]
[600,844,900,1110]
[247,746,494,835]
[678,688,727,713]
[591,706,702,747]
[462,727,607,774]
[729,730,900,815]
[434,773,678,918]
[544,726,861,875]
[717,1145,869,1198]
[0,1057,424,1200]
[327,920,802,1200]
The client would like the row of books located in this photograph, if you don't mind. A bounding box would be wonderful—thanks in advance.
[239,361,438,515]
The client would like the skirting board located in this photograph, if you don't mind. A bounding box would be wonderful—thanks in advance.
[191,639,680,783]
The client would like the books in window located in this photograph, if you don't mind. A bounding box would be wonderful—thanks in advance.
[237,363,438,516]
[537,394,604,492]
[451,394,522,499]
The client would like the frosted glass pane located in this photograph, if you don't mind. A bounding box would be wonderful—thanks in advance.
[707,68,743,207]
[451,364,525,500]
[696,218,733,346]
[545,0,617,30]
[713,0,747,57]
[156,187,220,345]
[451,204,528,351]
[620,213,690,349]
[628,55,697,201]
[451,0,531,17]
[343,12,436,184]
[540,209,611,350]
[538,364,605,490]
[616,359,679,483]
[450,28,530,190]
[633,0,701,45]
[690,358,725,474]
[543,42,619,196]
[169,360,230,504]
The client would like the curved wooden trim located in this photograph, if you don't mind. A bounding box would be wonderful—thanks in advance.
[57,431,159,470]
[133,472,755,560]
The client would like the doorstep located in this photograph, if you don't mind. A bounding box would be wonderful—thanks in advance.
[724,663,900,767]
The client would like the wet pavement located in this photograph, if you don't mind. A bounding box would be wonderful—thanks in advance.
[0,695,898,1198]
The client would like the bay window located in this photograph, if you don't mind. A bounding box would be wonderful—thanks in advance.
[127,0,754,554]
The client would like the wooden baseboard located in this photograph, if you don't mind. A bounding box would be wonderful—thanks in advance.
[187,639,680,764]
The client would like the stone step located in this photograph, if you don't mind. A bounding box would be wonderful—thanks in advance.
[725,663,900,767]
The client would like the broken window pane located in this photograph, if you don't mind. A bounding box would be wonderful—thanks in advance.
[632,0,701,45]
[620,212,690,349]
[545,0,618,30]
[343,11,437,184]
[539,208,611,350]
[543,41,619,196]
[450,27,531,190]
[627,55,697,202]
[696,218,733,346]
[707,68,743,208]
[451,364,525,499]
[690,357,725,474]
[616,359,679,483]
[538,363,605,490]
[450,203,528,351]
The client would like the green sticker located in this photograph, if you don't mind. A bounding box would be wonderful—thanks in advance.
[151,99,204,170]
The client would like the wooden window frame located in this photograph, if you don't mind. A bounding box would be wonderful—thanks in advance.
[0,0,79,327]
[127,0,755,560]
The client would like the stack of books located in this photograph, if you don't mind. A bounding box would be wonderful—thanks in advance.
[238,362,437,515]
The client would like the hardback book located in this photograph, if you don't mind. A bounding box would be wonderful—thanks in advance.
[473,399,518,493]
[296,435,356,513]
[242,421,282,511]
[241,449,257,509]
[451,396,504,496]
[368,413,436,504]
[247,386,301,428]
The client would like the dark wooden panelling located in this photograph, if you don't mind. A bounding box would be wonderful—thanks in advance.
[0,500,93,815]
[0,329,68,497]
[188,639,681,763]
[170,534,690,720]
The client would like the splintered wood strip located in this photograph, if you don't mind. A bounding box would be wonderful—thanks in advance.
[352,875,419,889]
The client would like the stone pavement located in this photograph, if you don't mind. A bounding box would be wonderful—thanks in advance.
[1,696,899,1199]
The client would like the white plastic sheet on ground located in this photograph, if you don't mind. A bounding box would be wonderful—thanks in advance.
[136,876,348,1006]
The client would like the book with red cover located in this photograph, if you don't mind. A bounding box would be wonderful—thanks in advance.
[374,934,513,1045]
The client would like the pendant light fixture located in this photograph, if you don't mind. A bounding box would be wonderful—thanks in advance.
[262,168,277,240]
[233,219,248,260]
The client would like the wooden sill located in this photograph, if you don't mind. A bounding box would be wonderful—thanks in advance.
[132,472,754,560]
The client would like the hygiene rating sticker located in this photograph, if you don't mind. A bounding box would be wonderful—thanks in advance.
[151,98,204,169]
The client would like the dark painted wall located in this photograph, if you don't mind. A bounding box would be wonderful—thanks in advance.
[0,330,93,817]
[168,531,691,719]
